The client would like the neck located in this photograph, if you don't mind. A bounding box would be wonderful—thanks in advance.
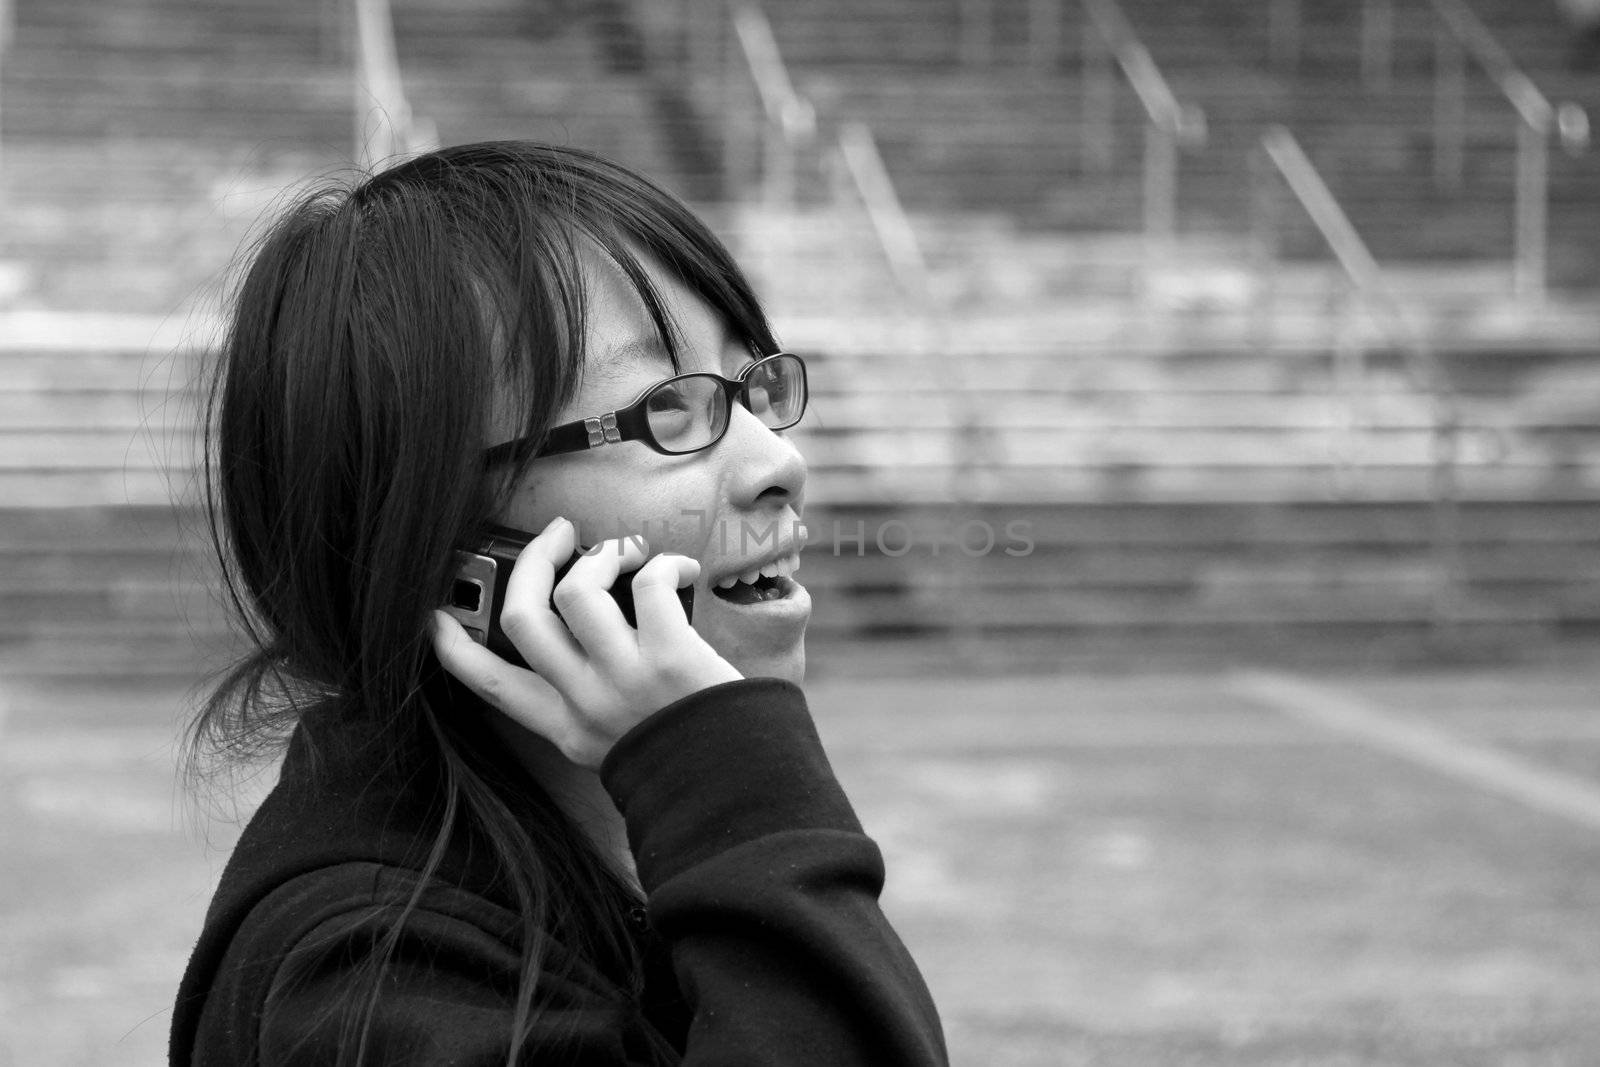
[486,716,639,889]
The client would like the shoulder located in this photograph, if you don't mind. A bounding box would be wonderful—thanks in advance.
[188,862,638,1065]
[172,713,520,1062]
[234,860,524,961]
[225,860,532,1015]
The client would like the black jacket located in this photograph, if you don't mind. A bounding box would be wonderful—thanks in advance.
[170,677,947,1064]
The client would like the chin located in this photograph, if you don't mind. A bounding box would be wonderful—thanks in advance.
[696,582,810,685]
[734,644,806,685]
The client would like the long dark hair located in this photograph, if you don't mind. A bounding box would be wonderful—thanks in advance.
[188,141,776,1063]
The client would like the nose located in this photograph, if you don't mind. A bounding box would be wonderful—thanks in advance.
[720,403,807,512]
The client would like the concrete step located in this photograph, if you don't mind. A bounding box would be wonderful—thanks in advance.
[4,499,1596,549]
[805,463,1600,506]
[18,548,1597,618]
[0,564,1586,682]
[4,577,1587,640]
[0,387,1538,432]
[2,493,1594,680]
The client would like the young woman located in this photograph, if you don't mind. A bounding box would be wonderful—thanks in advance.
[168,141,947,1065]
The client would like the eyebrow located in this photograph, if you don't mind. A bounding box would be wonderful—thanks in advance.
[598,329,752,381]
[589,335,674,387]
[608,335,672,365]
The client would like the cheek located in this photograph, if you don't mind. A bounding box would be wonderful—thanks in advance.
[504,462,720,559]
[634,471,737,566]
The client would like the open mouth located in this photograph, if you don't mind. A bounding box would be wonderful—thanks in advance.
[710,572,797,605]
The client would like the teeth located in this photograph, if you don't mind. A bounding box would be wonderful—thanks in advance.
[714,554,801,590]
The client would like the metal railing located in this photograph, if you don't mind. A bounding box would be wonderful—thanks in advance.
[727,2,931,303]
[1253,126,1462,627]
[730,3,815,209]
[1268,0,1589,301]
[350,0,435,169]
[1078,0,1206,273]
[729,3,942,315]
[729,0,1201,288]
[834,123,935,305]
[1420,0,1586,299]
[829,120,991,496]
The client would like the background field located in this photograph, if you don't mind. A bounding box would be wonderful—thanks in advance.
[4,661,1598,1066]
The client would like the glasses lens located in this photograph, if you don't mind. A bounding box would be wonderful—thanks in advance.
[646,375,726,453]
[743,355,805,429]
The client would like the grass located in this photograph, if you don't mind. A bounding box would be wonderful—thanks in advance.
[2,664,1599,1064]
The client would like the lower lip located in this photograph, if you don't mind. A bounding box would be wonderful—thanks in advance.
[705,577,811,622]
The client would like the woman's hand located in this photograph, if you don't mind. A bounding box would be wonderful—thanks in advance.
[431,516,742,769]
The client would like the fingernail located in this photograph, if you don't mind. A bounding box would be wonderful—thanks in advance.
[545,516,569,534]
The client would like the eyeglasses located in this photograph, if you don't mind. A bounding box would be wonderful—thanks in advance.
[484,352,808,463]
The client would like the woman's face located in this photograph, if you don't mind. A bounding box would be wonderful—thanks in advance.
[495,251,810,683]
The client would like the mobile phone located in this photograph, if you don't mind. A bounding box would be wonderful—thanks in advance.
[443,524,694,668]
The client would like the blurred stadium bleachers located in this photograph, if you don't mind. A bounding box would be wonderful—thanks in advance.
[1,0,1598,696]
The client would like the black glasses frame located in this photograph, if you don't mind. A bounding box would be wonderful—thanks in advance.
[484,352,807,464]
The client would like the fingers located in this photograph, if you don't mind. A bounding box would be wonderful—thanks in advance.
[630,553,698,649]
[435,528,740,771]
[429,609,571,741]
[553,535,648,667]
[500,517,585,679]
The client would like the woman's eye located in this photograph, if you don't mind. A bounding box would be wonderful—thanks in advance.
[640,385,691,415]
[647,388,698,441]
[648,391,690,414]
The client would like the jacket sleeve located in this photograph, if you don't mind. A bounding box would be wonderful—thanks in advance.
[600,677,948,1066]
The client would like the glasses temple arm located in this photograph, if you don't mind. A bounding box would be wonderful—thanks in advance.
[483,418,597,465]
